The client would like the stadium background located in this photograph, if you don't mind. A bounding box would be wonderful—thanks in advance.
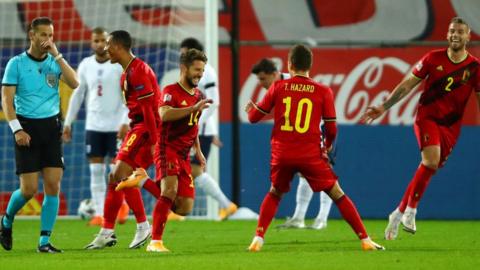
[0,0,479,219]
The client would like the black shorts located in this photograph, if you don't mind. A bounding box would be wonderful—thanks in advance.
[15,114,64,175]
[85,130,118,158]
[191,135,213,165]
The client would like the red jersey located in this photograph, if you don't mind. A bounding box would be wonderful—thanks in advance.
[412,49,480,127]
[159,83,204,159]
[252,75,336,159]
[120,57,161,143]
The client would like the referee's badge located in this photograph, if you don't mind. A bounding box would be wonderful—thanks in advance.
[46,73,58,88]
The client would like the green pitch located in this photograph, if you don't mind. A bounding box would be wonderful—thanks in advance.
[0,219,479,270]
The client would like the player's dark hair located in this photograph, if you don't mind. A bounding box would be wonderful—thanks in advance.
[30,17,53,32]
[288,44,312,71]
[450,17,470,30]
[92,27,107,35]
[109,30,132,50]
[180,48,207,67]
[180,37,204,52]
[251,58,278,74]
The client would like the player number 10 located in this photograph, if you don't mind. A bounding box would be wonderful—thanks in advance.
[280,96,313,134]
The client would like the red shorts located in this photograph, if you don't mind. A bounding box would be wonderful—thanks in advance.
[115,124,153,169]
[414,119,459,168]
[155,148,195,198]
[270,155,338,193]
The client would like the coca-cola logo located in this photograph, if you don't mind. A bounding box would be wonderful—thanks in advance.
[240,56,422,125]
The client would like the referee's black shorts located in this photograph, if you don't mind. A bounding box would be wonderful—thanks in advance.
[15,114,64,175]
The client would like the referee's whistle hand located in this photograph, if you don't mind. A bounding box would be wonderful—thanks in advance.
[15,130,31,147]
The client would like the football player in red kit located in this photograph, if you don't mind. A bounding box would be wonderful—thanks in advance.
[362,17,480,240]
[245,44,385,252]
[85,30,161,249]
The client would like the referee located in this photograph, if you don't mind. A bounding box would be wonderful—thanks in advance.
[0,17,78,253]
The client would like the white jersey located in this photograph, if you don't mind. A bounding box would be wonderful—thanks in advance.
[64,55,128,132]
[280,72,291,81]
[197,63,219,136]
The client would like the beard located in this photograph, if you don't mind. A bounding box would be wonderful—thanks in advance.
[448,39,465,52]
[96,49,108,57]
[185,76,199,88]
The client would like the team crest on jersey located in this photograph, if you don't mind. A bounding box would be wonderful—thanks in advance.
[415,61,423,71]
[436,65,443,71]
[461,69,470,83]
[46,73,58,88]
[163,93,172,102]
[423,134,430,143]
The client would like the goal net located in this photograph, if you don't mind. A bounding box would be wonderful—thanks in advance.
[0,0,219,219]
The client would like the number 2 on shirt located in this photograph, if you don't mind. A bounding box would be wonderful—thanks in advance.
[445,76,454,92]
[280,96,313,133]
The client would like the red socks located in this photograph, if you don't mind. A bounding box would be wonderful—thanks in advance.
[255,192,281,238]
[123,187,147,223]
[398,164,436,212]
[143,179,161,199]
[152,196,173,240]
[103,183,124,229]
[335,195,368,239]
[407,164,436,209]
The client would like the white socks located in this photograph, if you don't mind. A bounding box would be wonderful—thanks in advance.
[90,163,106,217]
[315,191,333,222]
[136,221,150,230]
[291,176,313,220]
[195,172,231,208]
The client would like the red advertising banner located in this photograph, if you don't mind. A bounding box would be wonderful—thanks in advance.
[218,46,480,125]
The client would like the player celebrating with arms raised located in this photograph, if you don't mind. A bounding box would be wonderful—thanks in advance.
[362,17,480,240]
[245,44,384,252]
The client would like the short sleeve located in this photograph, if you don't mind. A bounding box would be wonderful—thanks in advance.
[129,66,154,100]
[160,85,177,107]
[2,57,19,85]
[412,52,432,79]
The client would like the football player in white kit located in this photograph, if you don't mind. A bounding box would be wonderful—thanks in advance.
[180,38,237,220]
[251,58,333,230]
[63,27,130,226]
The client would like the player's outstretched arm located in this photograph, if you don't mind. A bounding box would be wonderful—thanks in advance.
[362,75,421,124]
[159,99,213,122]
[245,100,268,123]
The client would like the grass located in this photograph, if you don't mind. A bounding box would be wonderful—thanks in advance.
[0,219,479,270]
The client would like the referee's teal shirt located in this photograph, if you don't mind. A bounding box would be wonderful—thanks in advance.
[2,52,62,119]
